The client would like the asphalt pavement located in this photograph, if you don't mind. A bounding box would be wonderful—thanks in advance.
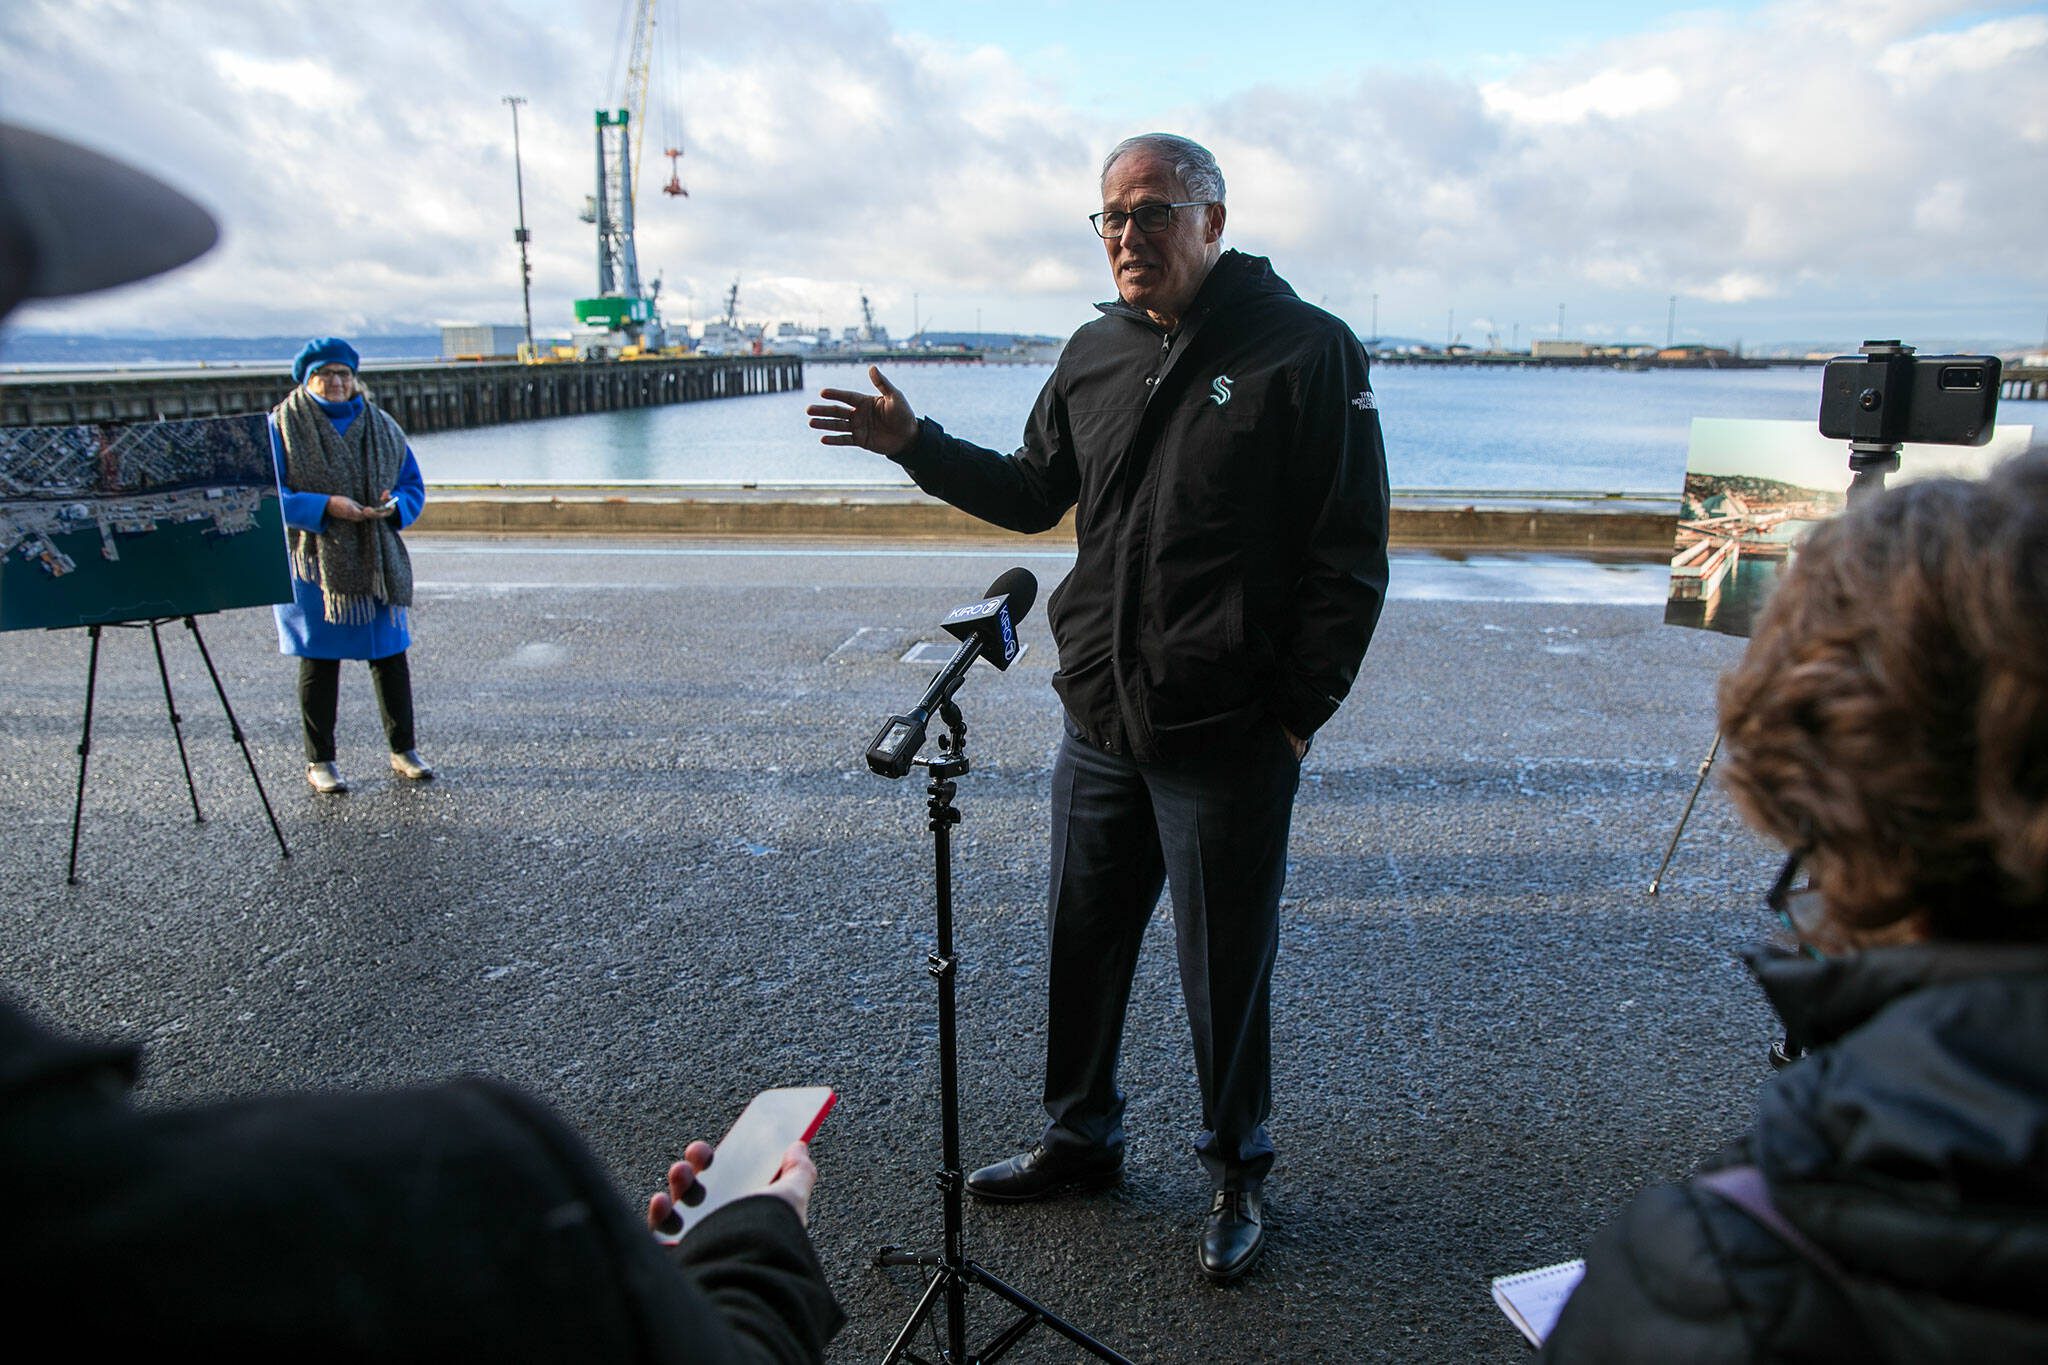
[0,538,1782,1363]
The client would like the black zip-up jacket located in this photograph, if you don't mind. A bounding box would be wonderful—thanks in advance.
[1542,941,2048,1362]
[0,997,844,1362]
[893,249,1390,761]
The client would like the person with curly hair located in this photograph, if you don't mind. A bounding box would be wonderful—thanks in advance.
[1542,451,2048,1360]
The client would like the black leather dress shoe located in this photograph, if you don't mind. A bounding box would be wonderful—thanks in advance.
[1199,1185,1265,1283]
[965,1144,1122,1203]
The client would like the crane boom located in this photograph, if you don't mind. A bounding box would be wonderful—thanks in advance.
[623,0,655,220]
[572,0,676,357]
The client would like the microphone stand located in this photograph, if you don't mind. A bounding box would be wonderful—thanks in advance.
[874,698,1131,1365]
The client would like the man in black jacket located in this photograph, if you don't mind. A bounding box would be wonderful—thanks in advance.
[810,132,1389,1281]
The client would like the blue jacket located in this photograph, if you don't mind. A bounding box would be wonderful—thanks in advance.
[270,393,425,660]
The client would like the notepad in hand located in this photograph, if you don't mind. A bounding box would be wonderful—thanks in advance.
[1491,1258,1585,1347]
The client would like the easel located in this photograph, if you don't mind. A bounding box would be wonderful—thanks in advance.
[65,614,289,883]
[1648,732,1720,894]
[1648,394,1908,894]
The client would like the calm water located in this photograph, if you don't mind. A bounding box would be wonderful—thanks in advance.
[1663,556,1787,639]
[410,361,2045,494]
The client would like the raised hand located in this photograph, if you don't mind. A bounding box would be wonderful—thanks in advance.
[806,365,918,457]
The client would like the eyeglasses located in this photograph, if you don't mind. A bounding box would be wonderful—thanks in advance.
[311,367,355,382]
[1765,848,1826,959]
[1090,201,1213,239]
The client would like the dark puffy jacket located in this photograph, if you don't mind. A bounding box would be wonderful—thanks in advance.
[0,998,843,1362]
[1542,942,2048,1363]
[893,249,1390,760]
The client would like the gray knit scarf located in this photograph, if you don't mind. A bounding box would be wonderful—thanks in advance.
[274,385,414,627]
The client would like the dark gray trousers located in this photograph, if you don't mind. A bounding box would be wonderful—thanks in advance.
[297,653,416,762]
[1039,714,1302,1188]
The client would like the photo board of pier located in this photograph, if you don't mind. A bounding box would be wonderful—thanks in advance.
[0,413,290,632]
[1665,418,2034,638]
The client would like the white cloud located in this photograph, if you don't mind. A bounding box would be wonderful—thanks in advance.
[209,51,362,109]
[1480,65,1684,126]
[1701,271,1776,304]
[1,0,2042,345]
[1875,12,2048,85]
[1214,2,2046,331]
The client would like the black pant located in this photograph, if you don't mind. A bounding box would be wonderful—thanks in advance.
[298,653,416,762]
[1038,714,1302,1189]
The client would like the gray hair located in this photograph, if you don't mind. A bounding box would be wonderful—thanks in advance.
[1100,133,1225,204]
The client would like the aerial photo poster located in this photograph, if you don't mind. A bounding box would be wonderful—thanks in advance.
[0,413,290,632]
[1665,418,2034,639]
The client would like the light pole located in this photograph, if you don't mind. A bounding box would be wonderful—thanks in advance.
[1667,294,1677,348]
[503,95,535,358]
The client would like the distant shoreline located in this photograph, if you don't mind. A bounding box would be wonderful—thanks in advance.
[8,330,2045,371]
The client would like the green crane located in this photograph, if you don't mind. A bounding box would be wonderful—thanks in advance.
[574,0,668,355]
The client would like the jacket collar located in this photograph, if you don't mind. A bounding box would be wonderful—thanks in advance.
[311,392,364,419]
[1744,939,2048,1048]
[1092,248,1294,333]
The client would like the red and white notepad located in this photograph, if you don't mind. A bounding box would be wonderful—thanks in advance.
[1491,1257,1585,1347]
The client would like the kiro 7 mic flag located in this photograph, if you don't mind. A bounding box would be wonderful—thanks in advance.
[867,568,1038,777]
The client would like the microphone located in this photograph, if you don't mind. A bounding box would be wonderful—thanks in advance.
[866,567,1038,778]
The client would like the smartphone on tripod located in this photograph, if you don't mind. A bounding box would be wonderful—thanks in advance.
[654,1086,836,1244]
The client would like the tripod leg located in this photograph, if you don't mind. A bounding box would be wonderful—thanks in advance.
[1649,731,1721,895]
[965,1263,1136,1365]
[151,619,204,823]
[879,1268,947,1365]
[973,1306,1043,1364]
[66,624,105,885]
[183,616,290,860]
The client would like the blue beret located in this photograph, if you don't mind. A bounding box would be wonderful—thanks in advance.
[292,336,360,383]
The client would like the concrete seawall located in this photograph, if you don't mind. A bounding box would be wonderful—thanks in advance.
[413,485,1679,554]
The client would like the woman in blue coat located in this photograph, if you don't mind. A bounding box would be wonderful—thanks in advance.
[272,337,431,794]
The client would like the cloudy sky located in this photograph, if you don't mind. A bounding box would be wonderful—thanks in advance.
[4,0,2044,347]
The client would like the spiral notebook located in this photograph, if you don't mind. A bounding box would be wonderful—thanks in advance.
[1490,1258,1585,1347]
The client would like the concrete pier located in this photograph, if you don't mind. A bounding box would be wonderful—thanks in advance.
[0,353,805,432]
[409,484,1682,554]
